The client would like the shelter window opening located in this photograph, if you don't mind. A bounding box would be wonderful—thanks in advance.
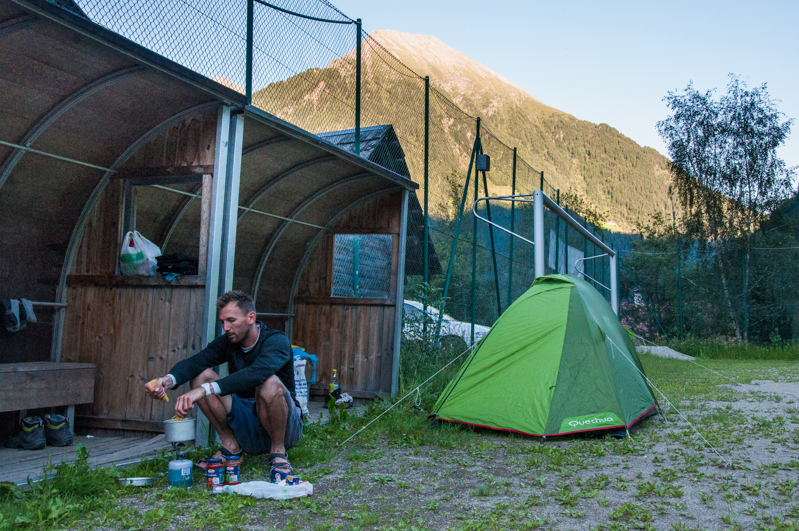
[332,234,392,298]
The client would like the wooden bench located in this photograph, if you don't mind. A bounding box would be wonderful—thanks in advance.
[0,362,96,433]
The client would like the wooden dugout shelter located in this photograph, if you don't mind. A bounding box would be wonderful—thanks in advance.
[0,0,417,439]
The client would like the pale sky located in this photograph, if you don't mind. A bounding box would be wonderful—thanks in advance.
[332,0,799,173]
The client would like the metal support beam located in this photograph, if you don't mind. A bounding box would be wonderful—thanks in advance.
[219,112,244,293]
[202,106,231,347]
[391,190,410,396]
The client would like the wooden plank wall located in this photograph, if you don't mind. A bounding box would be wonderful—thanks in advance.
[293,191,402,399]
[61,279,204,438]
[59,110,216,437]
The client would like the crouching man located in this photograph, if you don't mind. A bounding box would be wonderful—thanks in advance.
[144,290,301,482]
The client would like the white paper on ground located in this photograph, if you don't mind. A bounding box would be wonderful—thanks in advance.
[223,480,313,499]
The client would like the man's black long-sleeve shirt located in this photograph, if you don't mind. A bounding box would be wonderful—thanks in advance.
[168,322,296,404]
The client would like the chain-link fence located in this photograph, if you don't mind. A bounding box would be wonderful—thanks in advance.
[620,229,799,345]
[56,0,616,335]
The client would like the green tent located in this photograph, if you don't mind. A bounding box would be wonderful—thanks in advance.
[432,274,657,437]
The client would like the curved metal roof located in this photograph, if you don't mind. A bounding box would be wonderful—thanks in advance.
[0,0,415,364]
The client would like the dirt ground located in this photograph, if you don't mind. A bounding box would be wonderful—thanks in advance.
[71,358,799,531]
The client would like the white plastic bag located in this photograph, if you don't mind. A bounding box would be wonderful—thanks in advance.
[222,480,313,499]
[293,357,310,416]
[120,230,161,276]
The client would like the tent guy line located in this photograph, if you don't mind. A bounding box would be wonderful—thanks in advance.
[338,344,474,447]
[606,337,732,468]
[634,333,740,386]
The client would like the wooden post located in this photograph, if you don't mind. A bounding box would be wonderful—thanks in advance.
[198,173,213,277]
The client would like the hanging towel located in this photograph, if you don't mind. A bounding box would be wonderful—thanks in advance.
[3,298,24,332]
[20,299,36,325]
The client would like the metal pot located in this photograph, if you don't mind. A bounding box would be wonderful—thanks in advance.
[118,477,155,487]
[164,416,196,443]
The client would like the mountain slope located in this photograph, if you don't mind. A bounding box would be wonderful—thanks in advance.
[254,30,672,229]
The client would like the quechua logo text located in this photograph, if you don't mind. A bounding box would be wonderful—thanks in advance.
[558,412,623,433]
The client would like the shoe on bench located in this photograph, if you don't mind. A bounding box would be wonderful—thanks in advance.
[45,413,73,447]
[5,416,46,450]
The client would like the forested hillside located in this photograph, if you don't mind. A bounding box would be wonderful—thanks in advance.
[254,30,672,230]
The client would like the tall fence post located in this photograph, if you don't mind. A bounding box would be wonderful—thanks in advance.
[354,18,362,156]
[471,118,481,345]
[555,189,560,273]
[743,251,748,343]
[245,0,253,104]
[564,217,569,275]
[507,147,517,306]
[533,190,545,278]
[423,76,430,337]
[582,218,588,279]
[435,133,480,342]
[672,198,684,341]
[610,250,618,315]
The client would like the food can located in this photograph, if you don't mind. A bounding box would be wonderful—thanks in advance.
[224,452,242,485]
[206,459,224,488]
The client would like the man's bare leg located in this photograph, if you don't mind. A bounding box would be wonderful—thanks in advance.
[255,376,288,463]
[191,368,239,454]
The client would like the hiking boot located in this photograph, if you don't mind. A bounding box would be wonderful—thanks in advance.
[5,416,46,450]
[45,413,73,447]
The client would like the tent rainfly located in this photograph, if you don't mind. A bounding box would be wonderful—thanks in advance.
[432,274,657,437]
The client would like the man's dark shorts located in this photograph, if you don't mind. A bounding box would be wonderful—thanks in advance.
[226,389,302,456]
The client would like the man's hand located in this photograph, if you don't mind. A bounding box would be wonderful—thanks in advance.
[145,376,173,401]
[174,387,207,418]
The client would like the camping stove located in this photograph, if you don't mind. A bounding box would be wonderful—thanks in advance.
[164,417,195,488]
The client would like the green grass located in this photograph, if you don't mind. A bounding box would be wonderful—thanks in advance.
[4,343,799,530]
[671,338,799,361]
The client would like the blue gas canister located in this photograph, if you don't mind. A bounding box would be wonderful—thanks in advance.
[168,459,193,488]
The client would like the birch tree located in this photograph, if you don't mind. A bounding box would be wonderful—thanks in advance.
[657,75,794,340]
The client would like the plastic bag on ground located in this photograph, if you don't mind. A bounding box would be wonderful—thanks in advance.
[120,230,161,275]
[221,480,313,499]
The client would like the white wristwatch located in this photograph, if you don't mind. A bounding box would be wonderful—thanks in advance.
[200,383,213,396]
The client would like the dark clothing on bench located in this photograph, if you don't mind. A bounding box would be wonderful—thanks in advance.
[168,322,297,406]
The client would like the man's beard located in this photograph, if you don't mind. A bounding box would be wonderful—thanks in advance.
[230,326,250,345]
